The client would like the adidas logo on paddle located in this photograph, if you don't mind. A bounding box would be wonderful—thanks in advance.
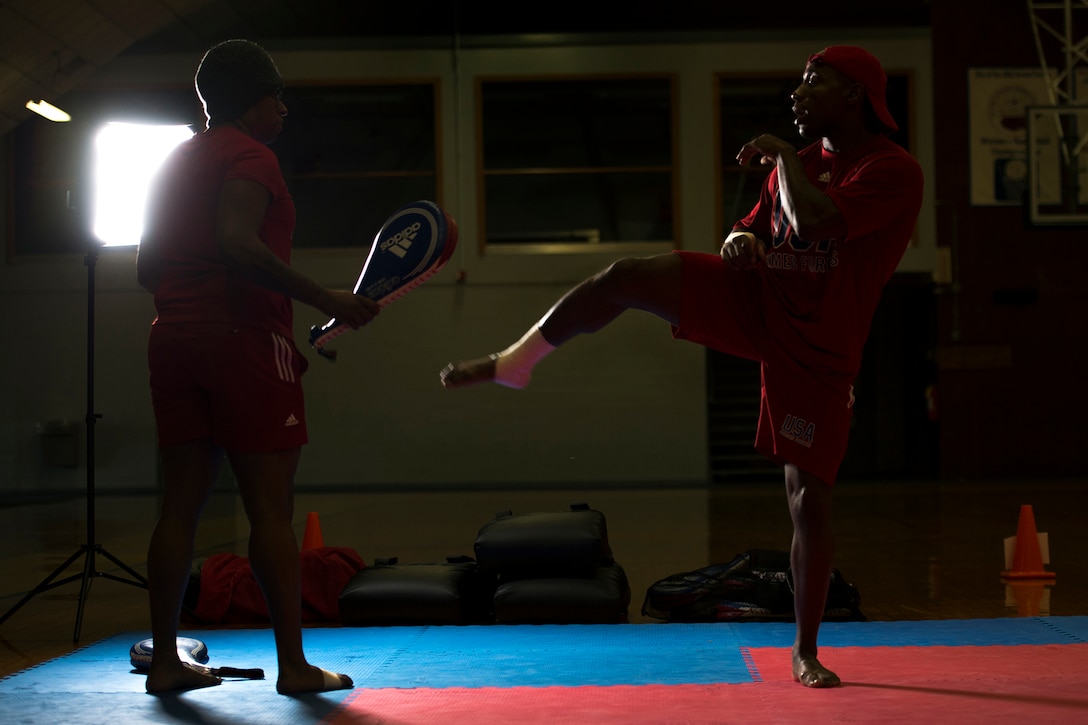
[309,200,459,361]
[380,222,422,258]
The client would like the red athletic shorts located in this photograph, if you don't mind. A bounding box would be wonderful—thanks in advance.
[670,251,854,485]
[148,323,309,453]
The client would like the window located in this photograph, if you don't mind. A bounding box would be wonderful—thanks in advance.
[716,71,913,240]
[478,75,676,253]
[274,82,440,248]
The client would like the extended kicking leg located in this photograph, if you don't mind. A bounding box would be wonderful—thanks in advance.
[440,254,682,389]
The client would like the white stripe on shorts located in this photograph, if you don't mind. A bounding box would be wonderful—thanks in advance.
[271,333,295,382]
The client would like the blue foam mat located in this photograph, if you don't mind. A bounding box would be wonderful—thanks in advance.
[358,623,750,687]
[0,624,751,691]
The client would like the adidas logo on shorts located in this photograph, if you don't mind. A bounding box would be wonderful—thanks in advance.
[284,413,300,427]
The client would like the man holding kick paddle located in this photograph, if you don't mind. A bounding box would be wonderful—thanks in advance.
[137,39,376,695]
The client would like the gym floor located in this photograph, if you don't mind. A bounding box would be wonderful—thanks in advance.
[1,477,1084,680]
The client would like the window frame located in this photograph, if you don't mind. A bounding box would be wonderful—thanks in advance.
[274,78,444,249]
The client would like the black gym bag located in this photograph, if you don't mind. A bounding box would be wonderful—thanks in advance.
[641,549,865,623]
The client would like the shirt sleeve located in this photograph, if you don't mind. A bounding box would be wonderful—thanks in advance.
[224,142,284,195]
[827,150,924,243]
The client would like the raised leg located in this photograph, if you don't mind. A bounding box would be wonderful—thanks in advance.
[440,253,683,389]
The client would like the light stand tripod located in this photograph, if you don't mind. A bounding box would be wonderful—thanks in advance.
[0,243,147,642]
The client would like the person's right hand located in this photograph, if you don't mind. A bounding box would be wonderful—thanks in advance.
[324,289,380,329]
[720,231,766,269]
[736,133,795,167]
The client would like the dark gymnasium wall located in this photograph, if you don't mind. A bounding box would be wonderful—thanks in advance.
[930,2,1088,479]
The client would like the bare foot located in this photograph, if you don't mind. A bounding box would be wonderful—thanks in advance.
[276,665,353,695]
[146,661,222,694]
[440,355,500,389]
[792,651,841,688]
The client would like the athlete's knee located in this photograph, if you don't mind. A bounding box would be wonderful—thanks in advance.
[595,254,676,299]
[784,466,831,515]
[596,256,639,282]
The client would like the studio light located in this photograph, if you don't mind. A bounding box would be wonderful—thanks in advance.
[25,99,71,122]
[91,122,193,247]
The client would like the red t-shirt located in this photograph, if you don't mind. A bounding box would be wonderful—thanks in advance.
[735,134,923,377]
[143,125,296,338]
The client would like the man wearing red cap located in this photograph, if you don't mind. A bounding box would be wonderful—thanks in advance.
[440,46,923,687]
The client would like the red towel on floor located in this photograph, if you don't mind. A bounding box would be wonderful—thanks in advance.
[192,547,366,624]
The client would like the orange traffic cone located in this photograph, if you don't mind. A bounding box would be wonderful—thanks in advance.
[301,511,324,550]
[1002,504,1055,580]
[1006,581,1048,617]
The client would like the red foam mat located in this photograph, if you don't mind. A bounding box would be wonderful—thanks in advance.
[331,644,1088,724]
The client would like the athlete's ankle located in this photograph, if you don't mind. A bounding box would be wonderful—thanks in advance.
[492,325,555,388]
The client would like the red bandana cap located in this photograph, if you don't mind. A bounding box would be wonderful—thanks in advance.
[808,46,898,133]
